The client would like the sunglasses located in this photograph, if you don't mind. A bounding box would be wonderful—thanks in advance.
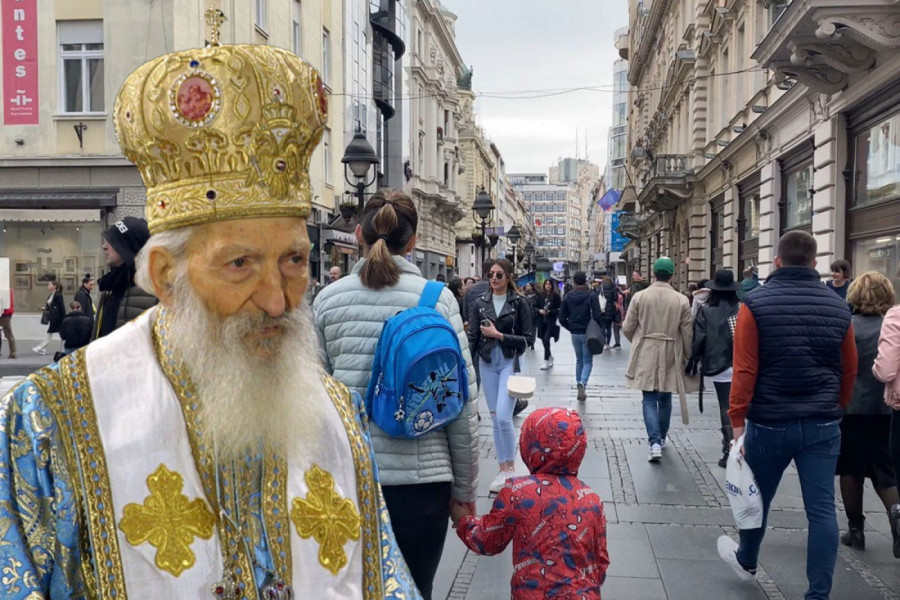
[489,271,506,280]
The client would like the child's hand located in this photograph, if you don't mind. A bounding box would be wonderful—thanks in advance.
[450,500,475,527]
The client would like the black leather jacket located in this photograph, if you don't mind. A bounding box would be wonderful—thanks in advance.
[691,299,740,376]
[467,290,535,363]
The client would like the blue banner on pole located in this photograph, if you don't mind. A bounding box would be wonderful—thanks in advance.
[610,211,627,252]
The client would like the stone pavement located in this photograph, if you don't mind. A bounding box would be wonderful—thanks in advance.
[433,329,900,600]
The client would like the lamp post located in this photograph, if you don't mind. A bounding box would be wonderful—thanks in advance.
[472,187,494,266]
[341,131,380,220]
[506,224,521,275]
[524,241,534,273]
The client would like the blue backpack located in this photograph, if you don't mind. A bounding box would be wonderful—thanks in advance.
[365,281,468,438]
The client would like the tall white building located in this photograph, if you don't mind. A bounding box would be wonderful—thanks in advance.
[406,0,464,279]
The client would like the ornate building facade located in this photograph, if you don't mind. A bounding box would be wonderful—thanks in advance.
[623,0,900,292]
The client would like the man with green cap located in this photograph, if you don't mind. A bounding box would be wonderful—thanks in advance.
[622,256,693,462]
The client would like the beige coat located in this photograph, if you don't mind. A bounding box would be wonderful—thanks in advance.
[622,282,693,394]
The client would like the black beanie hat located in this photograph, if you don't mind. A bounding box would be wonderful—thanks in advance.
[102,217,151,264]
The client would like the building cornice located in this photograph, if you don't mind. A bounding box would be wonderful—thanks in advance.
[629,0,673,85]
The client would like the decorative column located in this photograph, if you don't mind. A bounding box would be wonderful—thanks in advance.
[757,161,779,279]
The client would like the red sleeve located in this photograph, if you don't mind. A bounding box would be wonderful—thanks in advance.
[455,487,515,556]
[596,502,610,586]
[839,324,858,409]
[728,303,759,430]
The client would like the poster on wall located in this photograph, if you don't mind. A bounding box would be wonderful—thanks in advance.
[2,0,39,125]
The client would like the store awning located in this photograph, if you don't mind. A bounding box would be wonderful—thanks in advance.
[0,208,102,222]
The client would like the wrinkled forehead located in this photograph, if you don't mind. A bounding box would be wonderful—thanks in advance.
[186,217,310,257]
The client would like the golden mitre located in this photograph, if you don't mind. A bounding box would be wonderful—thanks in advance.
[113,18,327,234]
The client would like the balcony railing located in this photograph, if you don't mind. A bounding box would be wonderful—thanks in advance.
[651,154,692,179]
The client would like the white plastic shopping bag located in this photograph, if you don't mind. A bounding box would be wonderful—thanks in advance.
[724,434,763,529]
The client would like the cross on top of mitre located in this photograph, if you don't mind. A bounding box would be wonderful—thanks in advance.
[205,7,227,46]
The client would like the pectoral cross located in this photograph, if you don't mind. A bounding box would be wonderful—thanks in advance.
[205,7,227,46]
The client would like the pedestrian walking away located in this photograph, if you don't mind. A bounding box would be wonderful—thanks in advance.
[559,271,604,401]
[59,301,93,356]
[689,269,741,468]
[622,256,692,463]
[599,276,621,350]
[0,288,17,358]
[873,297,900,551]
[468,258,534,494]
[313,190,479,600]
[625,270,649,312]
[523,282,538,350]
[690,279,710,320]
[720,231,858,599]
[535,278,560,370]
[738,265,760,300]
[455,407,609,599]
[837,272,899,557]
[32,279,66,356]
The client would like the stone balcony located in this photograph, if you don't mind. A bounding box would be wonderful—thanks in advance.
[752,0,900,94]
[637,154,695,212]
[616,211,652,239]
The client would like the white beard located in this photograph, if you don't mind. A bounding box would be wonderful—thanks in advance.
[165,273,327,462]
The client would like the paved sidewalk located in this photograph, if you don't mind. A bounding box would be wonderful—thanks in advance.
[434,330,900,600]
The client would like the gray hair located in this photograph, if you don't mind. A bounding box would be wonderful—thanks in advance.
[134,227,195,293]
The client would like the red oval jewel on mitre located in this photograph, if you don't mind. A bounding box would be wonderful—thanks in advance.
[175,76,215,122]
[275,159,287,172]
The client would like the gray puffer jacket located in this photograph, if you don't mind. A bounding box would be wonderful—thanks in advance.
[313,256,479,502]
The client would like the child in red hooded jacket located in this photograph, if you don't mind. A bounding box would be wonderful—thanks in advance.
[455,407,609,599]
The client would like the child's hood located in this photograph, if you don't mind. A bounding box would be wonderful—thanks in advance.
[519,407,586,476]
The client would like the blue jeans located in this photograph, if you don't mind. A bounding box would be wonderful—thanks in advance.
[571,333,593,386]
[737,418,841,600]
[480,345,517,464]
[642,391,672,446]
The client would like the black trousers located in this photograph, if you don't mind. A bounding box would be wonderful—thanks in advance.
[713,381,733,451]
[541,326,554,360]
[891,409,900,487]
[382,482,452,600]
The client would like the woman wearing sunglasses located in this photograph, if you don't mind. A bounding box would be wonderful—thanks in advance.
[468,258,535,492]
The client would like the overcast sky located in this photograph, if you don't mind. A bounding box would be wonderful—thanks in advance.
[442,0,628,174]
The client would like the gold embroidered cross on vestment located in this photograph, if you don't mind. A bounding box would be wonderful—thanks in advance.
[205,7,227,46]
[291,465,361,575]
[119,464,216,577]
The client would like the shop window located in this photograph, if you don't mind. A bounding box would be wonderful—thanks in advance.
[851,234,900,295]
[851,111,900,209]
[738,174,761,272]
[2,218,105,313]
[779,143,814,234]
[58,21,104,114]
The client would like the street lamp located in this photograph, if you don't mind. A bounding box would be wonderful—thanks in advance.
[472,187,494,265]
[507,224,521,275]
[524,241,534,273]
[341,131,380,219]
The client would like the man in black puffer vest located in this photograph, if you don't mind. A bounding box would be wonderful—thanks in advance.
[718,231,857,599]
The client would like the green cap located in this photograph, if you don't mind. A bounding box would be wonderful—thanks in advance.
[653,256,676,275]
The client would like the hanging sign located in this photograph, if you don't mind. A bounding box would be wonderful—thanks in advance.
[2,0,39,124]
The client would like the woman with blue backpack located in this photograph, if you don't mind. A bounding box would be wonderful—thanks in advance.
[313,190,478,600]
[468,258,535,493]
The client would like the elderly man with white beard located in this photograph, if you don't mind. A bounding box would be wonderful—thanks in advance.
[0,11,420,600]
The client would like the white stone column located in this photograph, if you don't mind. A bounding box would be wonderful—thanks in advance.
[688,197,707,283]
[812,117,841,276]
[723,184,737,271]
[757,161,778,279]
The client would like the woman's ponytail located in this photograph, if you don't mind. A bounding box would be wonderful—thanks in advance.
[358,190,418,290]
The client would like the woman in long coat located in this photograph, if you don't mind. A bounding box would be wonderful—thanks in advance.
[32,280,65,356]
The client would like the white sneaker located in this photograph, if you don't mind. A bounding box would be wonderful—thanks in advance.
[540,360,549,370]
[717,535,756,582]
[648,443,662,462]
[548,357,554,367]
[661,436,669,450]
[489,471,511,494]
[32,346,46,356]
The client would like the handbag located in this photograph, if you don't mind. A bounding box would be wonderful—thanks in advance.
[586,318,604,355]
[40,307,50,325]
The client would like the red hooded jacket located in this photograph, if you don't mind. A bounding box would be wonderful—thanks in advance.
[456,408,609,599]
[2,291,12,317]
